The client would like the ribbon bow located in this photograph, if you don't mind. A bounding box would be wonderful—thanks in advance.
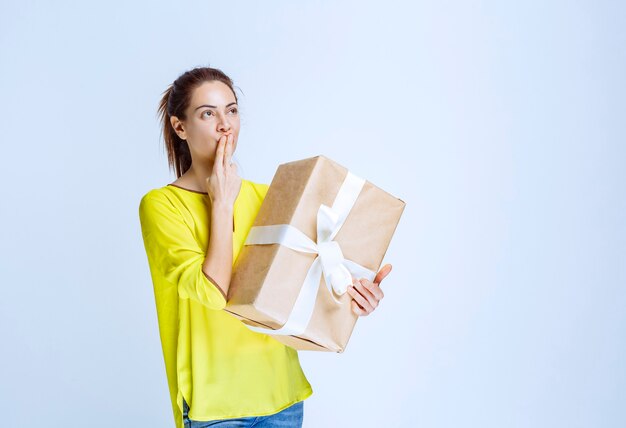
[241,171,376,336]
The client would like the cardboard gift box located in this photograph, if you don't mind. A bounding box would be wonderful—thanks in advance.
[225,155,405,353]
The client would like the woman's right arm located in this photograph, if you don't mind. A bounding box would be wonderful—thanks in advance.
[201,200,234,300]
[138,193,228,310]
[201,133,242,299]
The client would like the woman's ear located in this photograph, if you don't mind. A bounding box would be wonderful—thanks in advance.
[170,116,187,140]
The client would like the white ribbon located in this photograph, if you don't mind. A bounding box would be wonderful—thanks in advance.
[241,171,376,336]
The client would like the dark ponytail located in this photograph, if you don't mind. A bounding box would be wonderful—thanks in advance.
[157,66,239,178]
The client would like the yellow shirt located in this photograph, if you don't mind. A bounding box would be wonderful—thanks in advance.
[138,178,313,428]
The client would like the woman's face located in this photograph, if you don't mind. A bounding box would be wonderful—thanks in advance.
[171,80,240,165]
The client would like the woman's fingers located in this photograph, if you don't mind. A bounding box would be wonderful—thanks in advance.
[213,135,227,171]
[351,300,367,316]
[374,264,392,285]
[353,280,379,308]
[360,278,384,300]
[223,134,234,168]
[347,283,374,314]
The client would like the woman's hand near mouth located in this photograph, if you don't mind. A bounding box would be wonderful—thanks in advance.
[206,133,241,208]
[201,133,242,297]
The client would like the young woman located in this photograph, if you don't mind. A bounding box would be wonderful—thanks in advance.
[138,66,392,428]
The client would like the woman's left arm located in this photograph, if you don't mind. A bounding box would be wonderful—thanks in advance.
[347,264,393,316]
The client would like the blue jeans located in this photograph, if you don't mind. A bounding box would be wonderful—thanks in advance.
[182,397,304,427]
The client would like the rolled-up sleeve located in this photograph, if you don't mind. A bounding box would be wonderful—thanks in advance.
[138,192,227,311]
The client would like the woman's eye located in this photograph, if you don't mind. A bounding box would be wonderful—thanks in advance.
[202,109,237,117]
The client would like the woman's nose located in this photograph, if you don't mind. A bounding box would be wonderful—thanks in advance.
[218,116,232,132]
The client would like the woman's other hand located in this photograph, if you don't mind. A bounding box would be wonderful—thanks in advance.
[206,134,241,208]
[347,264,393,316]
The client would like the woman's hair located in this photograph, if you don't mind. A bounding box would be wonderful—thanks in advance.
[157,66,240,178]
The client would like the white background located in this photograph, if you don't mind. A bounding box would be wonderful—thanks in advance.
[1,1,624,427]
